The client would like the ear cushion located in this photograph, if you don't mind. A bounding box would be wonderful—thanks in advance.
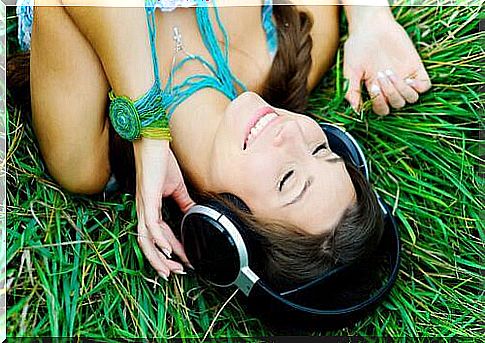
[320,124,368,179]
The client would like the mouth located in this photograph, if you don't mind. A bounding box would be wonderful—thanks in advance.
[243,106,279,150]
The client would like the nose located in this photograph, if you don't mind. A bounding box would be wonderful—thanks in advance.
[273,120,304,149]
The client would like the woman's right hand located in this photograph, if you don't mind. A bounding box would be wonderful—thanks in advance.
[133,138,195,280]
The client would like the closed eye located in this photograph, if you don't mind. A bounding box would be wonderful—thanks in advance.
[279,170,294,191]
[312,143,328,155]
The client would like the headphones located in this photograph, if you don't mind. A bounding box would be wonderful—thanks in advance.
[180,123,400,327]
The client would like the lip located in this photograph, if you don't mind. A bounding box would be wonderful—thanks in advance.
[243,106,279,150]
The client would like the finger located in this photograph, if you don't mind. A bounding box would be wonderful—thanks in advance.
[140,192,174,257]
[405,65,431,94]
[148,228,172,259]
[137,224,171,280]
[385,69,419,104]
[160,221,191,266]
[344,66,363,111]
[377,71,406,109]
[164,258,186,275]
[365,80,389,116]
[143,208,173,258]
[172,182,196,213]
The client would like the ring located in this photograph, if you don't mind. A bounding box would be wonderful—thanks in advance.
[370,84,381,95]
[405,78,415,85]
[385,69,394,77]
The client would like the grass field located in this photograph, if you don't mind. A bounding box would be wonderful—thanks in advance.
[6,2,484,340]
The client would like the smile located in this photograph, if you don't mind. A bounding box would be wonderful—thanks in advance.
[243,107,279,150]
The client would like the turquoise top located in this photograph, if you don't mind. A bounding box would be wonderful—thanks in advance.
[108,0,279,141]
[16,0,278,55]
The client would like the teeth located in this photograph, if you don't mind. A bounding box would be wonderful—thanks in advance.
[246,112,277,145]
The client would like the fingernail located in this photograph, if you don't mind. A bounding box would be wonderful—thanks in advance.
[385,69,393,77]
[371,84,381,94]
[159,273,169,282]
[187,263,195,270]
[377,71,385,79]
[173,269,187,275]
[349,99,357,111]
[162,248,172,259]
[379,108,390,116]
[405,78,414,85]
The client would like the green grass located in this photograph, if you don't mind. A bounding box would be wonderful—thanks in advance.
[6,2,484,340]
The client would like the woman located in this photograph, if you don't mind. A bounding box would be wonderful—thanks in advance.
[10,0,430,287]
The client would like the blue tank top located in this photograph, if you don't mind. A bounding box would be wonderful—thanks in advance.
[108,0,278,135]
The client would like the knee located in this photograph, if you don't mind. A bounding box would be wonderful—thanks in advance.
[60,174,110,195]
[41,145,111,195]
[49,158,111,195]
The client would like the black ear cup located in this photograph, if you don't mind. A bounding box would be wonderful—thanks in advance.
[205,194,268,279]
[181,205,242,286]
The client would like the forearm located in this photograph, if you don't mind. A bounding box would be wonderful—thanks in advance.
[341,0,394,33]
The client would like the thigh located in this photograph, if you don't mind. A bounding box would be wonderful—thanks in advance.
[30,3,111,193]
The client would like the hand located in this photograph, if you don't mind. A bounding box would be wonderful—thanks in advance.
[343,11,431,115]
[133,138,195,280]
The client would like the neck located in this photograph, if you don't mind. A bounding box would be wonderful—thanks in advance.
[169,88,231,191]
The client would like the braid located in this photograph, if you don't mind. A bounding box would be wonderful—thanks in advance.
[261,3,314,113]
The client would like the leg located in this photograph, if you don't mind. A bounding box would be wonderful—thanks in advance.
[30,2,110,193]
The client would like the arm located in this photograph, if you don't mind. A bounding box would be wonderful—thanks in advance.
[341,0,431,115]
[61,4,194,278]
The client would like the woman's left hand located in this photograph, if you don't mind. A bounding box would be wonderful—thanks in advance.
[343,9,432,115]
[134,139,195,280]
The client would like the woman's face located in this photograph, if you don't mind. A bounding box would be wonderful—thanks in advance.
[208,92,356,235]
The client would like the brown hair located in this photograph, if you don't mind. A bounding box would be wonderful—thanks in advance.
[7,52,31,109]
[260,2,313,113]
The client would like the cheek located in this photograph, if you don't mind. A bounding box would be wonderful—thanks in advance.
[230,153,277,199]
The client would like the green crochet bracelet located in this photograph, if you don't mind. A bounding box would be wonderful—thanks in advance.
[108,89,171,142]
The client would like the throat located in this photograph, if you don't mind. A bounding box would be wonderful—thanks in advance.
[169,88,230,191]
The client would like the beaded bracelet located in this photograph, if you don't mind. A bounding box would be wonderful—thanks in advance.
[108,84,172,142]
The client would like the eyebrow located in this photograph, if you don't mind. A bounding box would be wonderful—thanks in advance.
[283,177,313,207]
